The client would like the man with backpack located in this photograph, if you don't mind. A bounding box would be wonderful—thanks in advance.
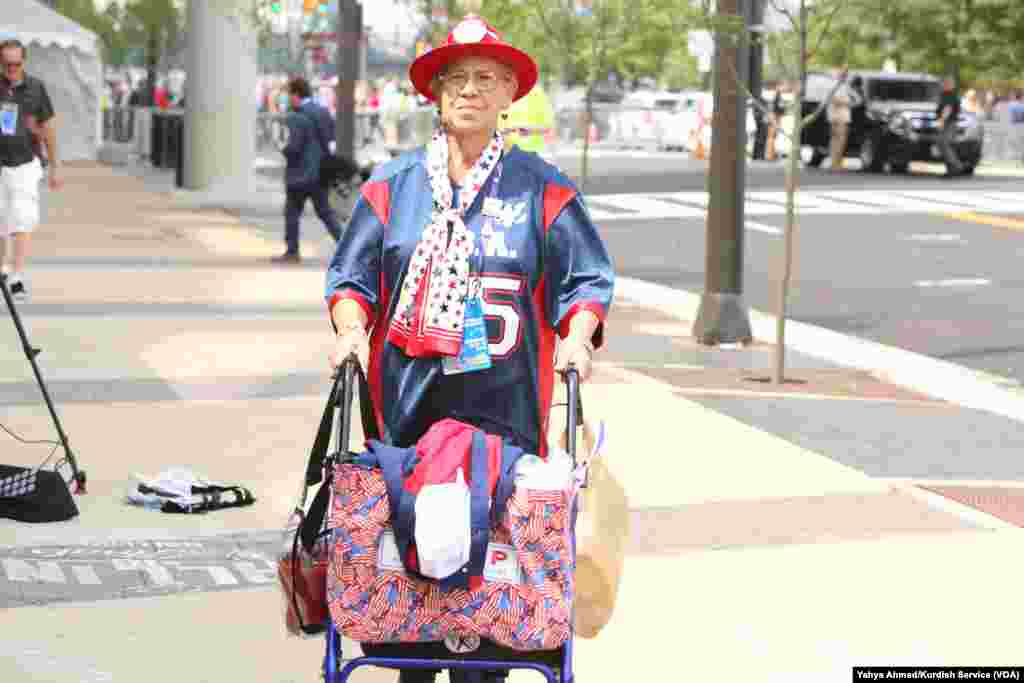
[273,76,344,265]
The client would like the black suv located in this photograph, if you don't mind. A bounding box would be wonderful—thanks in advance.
[801,71,984,174]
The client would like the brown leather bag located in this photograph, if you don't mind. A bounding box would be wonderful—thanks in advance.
[278,515,330,636]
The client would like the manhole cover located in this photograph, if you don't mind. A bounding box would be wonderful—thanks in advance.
[919,486,1024,527]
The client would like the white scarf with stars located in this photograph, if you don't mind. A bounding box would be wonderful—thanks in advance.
[387,129,505,357]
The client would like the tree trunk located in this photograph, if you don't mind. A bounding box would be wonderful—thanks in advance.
[144,31,159,107]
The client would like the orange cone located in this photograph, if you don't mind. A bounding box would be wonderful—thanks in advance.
[693,127,707,160]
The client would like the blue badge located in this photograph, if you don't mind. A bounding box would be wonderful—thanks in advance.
[0,103,17,137]
[442,291,492,375]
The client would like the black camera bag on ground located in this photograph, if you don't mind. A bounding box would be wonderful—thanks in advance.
[0,464,78,523]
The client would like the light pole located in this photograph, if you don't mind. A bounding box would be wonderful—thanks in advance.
[692,0,754,346]
[335,0,362,162]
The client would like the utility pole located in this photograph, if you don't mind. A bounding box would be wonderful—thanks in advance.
[692,0,754,346]
[336,0,362,162]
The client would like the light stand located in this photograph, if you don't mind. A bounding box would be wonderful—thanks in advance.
[1,273,86,493]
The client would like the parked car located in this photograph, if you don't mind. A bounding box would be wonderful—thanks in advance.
[801,70,984,174]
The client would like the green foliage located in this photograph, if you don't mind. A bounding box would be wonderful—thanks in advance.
[809,0,1024,88]
[391,0,705,90]
[51,0,182,70]
[51,0,121,65]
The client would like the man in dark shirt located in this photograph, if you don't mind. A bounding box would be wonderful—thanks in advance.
[0,39,61,301]
[936,76,965,177]
[273,76,343,264]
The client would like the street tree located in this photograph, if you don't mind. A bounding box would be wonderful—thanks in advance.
[809,0,1024,87]
[698,0,851,382]
[475,0,697,189]
[50,0,127,66]
[117,0,184,105]
[395,0,701,186]
[766,0,852,383]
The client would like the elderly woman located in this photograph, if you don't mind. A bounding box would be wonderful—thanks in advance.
[325,17,615,681]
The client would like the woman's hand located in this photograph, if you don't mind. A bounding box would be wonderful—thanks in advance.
[330,321,369,372]
[555,335,595,383]
[329,298,370,371]
[555,310,600,383]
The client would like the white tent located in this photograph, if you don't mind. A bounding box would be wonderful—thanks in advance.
[0,0,103,161]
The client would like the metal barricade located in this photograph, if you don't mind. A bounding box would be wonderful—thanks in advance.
[255,107,436,158]
[102,106,137,143]
[982,119,1024,163]
[554,103,679,151]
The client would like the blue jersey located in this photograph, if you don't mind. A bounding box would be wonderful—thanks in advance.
[325,146,614,454]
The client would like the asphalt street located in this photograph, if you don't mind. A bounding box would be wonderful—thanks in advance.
[586,158,1024,387]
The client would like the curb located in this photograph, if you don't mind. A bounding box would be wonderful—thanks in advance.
[615,277,1024,425]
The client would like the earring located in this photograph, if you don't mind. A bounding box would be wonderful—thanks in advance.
[501,112,509,121]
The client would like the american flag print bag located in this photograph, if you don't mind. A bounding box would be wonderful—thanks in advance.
[326,462,575,651]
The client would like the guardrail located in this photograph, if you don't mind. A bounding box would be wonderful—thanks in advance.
[254,108,437,157]
[983,120,1024,163]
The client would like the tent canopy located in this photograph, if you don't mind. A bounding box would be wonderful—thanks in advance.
[0,0,100,56]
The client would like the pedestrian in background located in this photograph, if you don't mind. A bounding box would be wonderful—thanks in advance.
[274,76,343,264]
[1007,91,1024,125]
[936,76,965,178]
[0,38,62,302]
[765,88,785,161]
[984,90,997,121]
[827,67,858,172]
[366,85,384,144]
[962,88,979,115]
[751,93,768,160]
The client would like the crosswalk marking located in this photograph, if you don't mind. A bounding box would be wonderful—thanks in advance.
[583,189,1024,221]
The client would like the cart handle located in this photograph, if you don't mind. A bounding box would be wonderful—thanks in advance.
[337,355,357,459]
[561,365,582,466]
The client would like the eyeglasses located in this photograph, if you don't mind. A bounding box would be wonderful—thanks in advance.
[438,70,508,95]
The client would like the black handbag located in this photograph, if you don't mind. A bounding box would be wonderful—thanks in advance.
[0,464,78,523]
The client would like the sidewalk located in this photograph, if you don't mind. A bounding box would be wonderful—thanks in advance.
[1,162,1023,682]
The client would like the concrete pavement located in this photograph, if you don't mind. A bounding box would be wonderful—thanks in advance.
[1,162,1023,682]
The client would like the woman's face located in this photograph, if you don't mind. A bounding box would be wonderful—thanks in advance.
[437,56,517,137]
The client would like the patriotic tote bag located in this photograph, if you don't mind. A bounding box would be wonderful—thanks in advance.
[326,461,575,651]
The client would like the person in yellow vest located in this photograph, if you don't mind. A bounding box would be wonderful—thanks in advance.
[500,80,555,158]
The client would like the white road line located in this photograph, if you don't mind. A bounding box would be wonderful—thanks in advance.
[897,190,1024,213]
[596,194,702,218]
[746,221,782,235]
[914,278,991,288]
[587,190,1024,222]
[905,233,965,243]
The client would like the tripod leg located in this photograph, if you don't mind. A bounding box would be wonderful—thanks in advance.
[1,274,86,493]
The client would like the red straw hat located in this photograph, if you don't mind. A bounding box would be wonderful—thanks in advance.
[409,15,538,103]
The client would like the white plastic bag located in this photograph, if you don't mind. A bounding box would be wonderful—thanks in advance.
[513,448,574,490]
[414,467,472,580]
